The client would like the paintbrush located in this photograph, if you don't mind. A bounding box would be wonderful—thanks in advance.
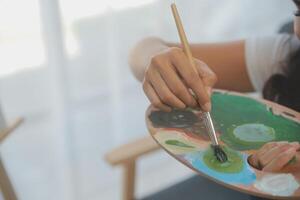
[170,3,227,163]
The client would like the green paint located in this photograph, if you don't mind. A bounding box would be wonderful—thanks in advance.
[211,92,300,150]
[165,140,195,148]
[203,146,243,173]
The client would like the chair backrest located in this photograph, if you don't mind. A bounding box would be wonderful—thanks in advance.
[0,103,23,144]
[0,102,19,200]
[0,104,7,132]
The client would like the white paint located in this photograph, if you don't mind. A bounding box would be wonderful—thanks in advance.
[254,173,300,196]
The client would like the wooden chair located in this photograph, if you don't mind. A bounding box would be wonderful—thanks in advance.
[0,112,23,200]
[105,135,160,200]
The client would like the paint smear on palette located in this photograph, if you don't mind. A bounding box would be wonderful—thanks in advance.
[165,140,194,148]
[149,109,211,140]
[184,149,256,185]
[154,130,203,154]
[211,92,300,150]
[203,146,243,173]
[149,109,198,128]
[254,174,300,196]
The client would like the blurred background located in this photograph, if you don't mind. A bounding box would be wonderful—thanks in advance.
[0,0,296,199]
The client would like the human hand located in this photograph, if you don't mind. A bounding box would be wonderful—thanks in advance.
[143,47,217,112]
[248,141,300,172]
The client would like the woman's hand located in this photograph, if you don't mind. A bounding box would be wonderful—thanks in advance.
[249,141,300,172]
[143,47,217,112]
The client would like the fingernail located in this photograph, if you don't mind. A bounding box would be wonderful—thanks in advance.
[166,108,172,112]
[203,102,211,112]
[163,107,172,112]
[178,101,186,109]
[205,87,211,98]
[190,98,198,107]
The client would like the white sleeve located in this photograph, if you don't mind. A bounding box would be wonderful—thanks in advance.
[245,34,300,92]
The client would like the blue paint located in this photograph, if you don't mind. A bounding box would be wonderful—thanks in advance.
[184,151,256,185]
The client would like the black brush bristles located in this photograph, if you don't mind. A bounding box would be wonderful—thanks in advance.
[211,145,228,163]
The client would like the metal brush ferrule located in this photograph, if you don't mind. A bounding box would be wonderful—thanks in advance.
[204,112,218,146]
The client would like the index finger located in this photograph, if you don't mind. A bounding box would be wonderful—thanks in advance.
[171,52,210,111]
[263,148,297,172]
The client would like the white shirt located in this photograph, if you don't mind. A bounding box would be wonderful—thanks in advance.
[245,34,300,91]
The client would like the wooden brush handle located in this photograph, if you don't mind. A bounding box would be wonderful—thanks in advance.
[171,3,197,71]
[171,3,222,150]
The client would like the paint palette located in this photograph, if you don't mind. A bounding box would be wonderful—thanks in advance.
[146,90,300,199]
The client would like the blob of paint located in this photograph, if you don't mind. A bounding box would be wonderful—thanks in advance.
[223,123,276,150]
[149,109,198,128]
[154,130,200,154]
[233,124,275,143]
[254,174,300,196]
[165,140,195,148]
[203,146,243,173]
[184,151,256,185]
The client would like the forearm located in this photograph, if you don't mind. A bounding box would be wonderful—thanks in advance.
[128,37,169,82]
[167,40,254,92]
[129,37,254,92]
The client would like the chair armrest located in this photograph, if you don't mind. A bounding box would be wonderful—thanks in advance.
[105,135,160,166]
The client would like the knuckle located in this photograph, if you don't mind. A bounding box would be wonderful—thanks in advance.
[210,73,218,84]
[205,74,218,86]
[152,100,162,108]
[174,87,186,96]
[169,47,183,59]
[258,158,266,167]
[249,154,257,164]
[142,81,147,91]
[150,55,163,67]
[144,69,151,77]
[170,47,182,54]
[151,55,169,71]
[161,93,172,103]
[186,74,199,86]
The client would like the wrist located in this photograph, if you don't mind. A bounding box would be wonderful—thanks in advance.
[129,37,168,81]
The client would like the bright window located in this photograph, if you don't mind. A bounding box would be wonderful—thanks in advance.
[0,0,45,76]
